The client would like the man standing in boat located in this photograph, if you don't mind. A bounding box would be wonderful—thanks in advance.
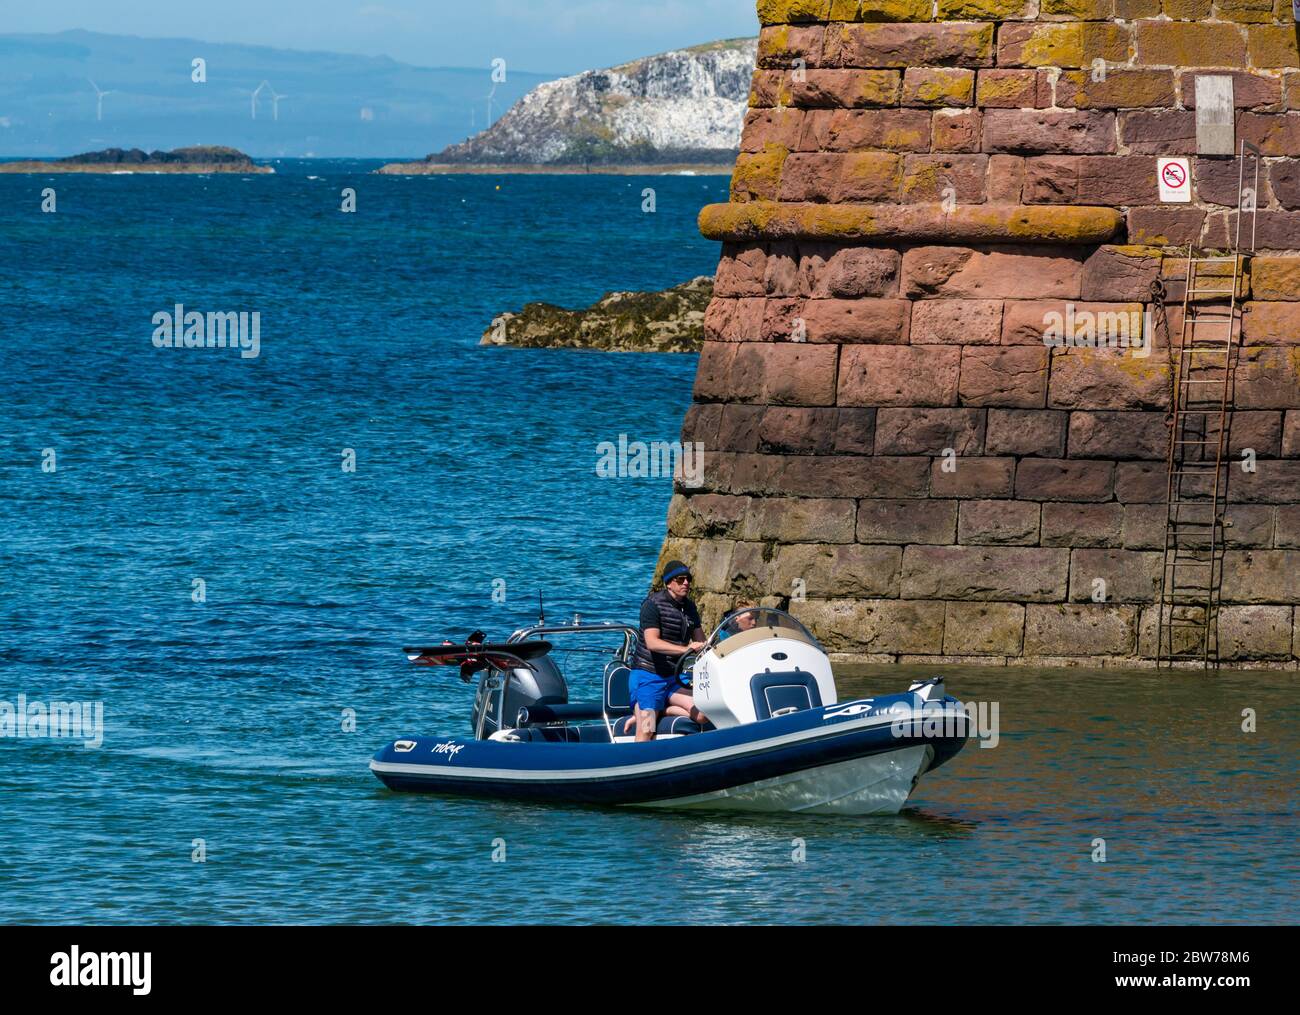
[628,559,709,741]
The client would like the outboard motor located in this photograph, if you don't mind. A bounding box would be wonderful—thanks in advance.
[471,654,568,738]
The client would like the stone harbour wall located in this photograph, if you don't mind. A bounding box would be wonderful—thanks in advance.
[657,1,1300,667]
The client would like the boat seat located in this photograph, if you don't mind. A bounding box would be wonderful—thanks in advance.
[499,725,614,744]
[609,715,706,737]
[604,661,632,717]
[516,702,605,726]
[750,671,823,721]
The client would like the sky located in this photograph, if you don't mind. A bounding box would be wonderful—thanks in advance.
[3,0,761,76]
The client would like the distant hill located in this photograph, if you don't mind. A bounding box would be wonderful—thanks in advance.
[431,38,757,166]
[0,30,552,158]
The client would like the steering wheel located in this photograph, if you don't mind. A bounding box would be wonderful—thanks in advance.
[674,648,700,687]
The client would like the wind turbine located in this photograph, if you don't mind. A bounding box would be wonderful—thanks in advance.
[486,80,497,128]
[87,78,114,122]
[248,80,270,120]
[267,84,286,122]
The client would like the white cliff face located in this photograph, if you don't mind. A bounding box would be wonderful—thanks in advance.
[435,39,758,164]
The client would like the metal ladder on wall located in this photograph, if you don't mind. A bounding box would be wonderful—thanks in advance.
[1155,141,1260,668]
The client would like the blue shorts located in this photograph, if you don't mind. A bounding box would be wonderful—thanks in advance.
[628,668,686,713]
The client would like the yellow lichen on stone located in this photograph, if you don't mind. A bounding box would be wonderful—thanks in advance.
[1214,0,1277,24]
[936,0,1034,18]
[852,0,933,20]
[854,70,903,106]
[730,144,790,203]
[698,201,1123,243]
[1247,25,1300,69]
[1040,0,1114,16]
[978,74,1032,104]
[757,0,833,25]
[1018,24,1085,67]
[908,69,976,107]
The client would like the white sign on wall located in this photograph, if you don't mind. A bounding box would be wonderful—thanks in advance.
[1158,158,1191,203]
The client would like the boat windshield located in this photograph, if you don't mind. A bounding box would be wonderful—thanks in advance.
[705,607,823,654]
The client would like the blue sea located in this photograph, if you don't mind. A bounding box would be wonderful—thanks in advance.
[1,159,1295,924]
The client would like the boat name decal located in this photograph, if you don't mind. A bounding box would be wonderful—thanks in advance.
[822,700,875,721]
[431,741,464,760]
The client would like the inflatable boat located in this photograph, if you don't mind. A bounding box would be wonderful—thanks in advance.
[370,609,970,815]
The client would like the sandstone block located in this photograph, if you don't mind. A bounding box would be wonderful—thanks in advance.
[1043,502,1125,546]
[901,154,988,203]
[910,298,1003,345]
[1067,410,1168,460]
[1118,110,1195,155]
[1136,21,1248,68]
[791,598,947,655]
[986,408,1068,456]
[1120,503,1165,549]
[996,22,1131,68]
[1024,604,1137,655]
[817,246,902,299]
[827,22,996,69]
[1127,207,1206,246]
[1115,461,1167,503]
[1056,70,1175,110]
[857,498,958,544]
[771,543,903,598]
[976,69,1042,109]
[802,298,912,344]
[902,247,1083,300]
[1221,549,1300,602]
[902,545,1071,600]
[929,456,1017,498]
[1284,410,1300,457]
[717,403,764,451]
[1048,347,1171,411]
[1068,548,1163,603]
[1015,458,1117,501]
[958,499,1041,544]
[666,493,753,539]
[987,155,1026,203]
[1235,348,1300,410]
[757,406,838,454]
[943,601,1026,655]
[982,109,1117,155]
[874,407,987,455]
[959,346,1050,408]
[1243,302,1300,346]
[757,25,827,69]
[1275,504,1300,546]
[901,67,975,108]
[1270,162,1300,210]
[1247,25,1300,69]
[838,345,961,407]
[834,407,877,454]
[1217,605,1295,661]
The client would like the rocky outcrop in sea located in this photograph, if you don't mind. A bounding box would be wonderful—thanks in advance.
[481,277,712,352]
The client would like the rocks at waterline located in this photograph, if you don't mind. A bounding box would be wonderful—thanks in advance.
[481,277,712,353]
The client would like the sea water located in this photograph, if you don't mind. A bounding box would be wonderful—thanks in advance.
[0,161,1295,924]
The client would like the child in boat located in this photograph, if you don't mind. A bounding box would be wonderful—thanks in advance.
[721,602,760,637]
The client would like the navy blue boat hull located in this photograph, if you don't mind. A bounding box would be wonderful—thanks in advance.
[371,694,971,814]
